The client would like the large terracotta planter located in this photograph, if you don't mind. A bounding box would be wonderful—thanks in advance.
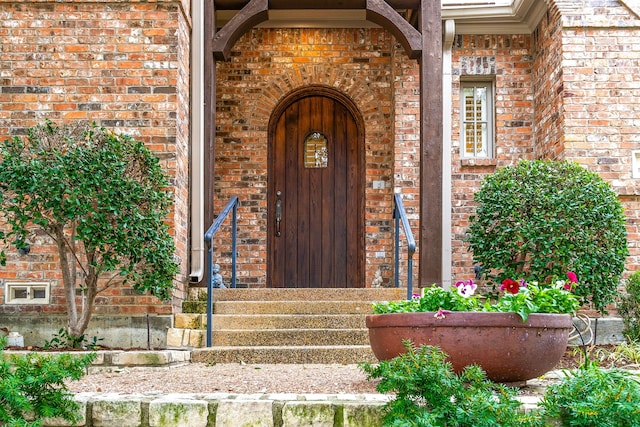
[366,311,572,383]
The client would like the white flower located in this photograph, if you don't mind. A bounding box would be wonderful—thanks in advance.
[454,279,477,298]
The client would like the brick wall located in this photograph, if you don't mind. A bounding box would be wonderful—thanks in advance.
[544,0,640,274]
[392,41,421,287]
[532,4,565,160]
[0,0,637,315]
[447,0,640,282]
[0,0,190,317]
[214,28,417,288]
[449,34,535,280]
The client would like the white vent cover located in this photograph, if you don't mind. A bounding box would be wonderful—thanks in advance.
[4,281,50,305]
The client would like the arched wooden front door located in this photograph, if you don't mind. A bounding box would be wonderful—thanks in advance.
[268,87,364,288]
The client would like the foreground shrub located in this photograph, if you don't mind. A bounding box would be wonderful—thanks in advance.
[360,342,541,427]
[540,362,640,426]
[0,339,95,426]
[361,342,640,426]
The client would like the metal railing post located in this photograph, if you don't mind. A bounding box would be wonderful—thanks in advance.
[206,239,214,347]
[231,202,237,289]
[394,205,400,289]
[393,194,417,300]
[204,196,239,347]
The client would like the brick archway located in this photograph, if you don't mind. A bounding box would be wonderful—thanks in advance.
[213,29,395,287]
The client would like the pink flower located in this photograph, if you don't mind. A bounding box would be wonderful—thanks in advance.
[565,271,578,290]
[500,278,520,294]
[454,279,477,298]
[434,309,451,319]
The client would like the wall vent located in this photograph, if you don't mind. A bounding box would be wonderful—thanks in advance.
[4,281,50,305]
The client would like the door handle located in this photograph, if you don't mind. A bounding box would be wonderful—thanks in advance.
[275,191,282,237]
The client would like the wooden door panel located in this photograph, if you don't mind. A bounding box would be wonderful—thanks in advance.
[269,91,362,288]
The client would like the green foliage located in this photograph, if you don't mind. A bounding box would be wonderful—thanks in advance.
[360,342,542,427]
[488,281,580,321]
[361,342,640,426]
[0,338,95,426]
[372,286,481,314]
[466,160,628,313]
[0,120,179,338]
[373,281,579,322]
[540,363,640,426]
[619,271,640,342]
[44,328,103,350]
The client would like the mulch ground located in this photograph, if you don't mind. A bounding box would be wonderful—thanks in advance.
[556,344,638,370]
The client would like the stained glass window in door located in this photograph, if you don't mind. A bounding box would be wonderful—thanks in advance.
[304,132,328,168]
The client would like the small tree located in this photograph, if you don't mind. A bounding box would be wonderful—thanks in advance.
[466,160,628,313]
[0,120,178,342]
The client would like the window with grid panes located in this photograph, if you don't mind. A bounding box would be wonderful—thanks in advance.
[461,81,494,158]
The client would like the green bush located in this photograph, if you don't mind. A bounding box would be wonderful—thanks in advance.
[619,271,640,342]
[0,120,179,342]
[540,363,640,426]
[361,342,640,426]
[360,342,542,427]
[0,339,95,426]
[466,160,628,313]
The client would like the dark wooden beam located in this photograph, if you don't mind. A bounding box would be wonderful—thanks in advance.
[366,0,421,59]
[212,0,269,61]
[419,0,443,285]
[214,0,419,10]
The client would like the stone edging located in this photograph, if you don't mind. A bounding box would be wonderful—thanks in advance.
[38,392,545,427]
[45,392,393,427]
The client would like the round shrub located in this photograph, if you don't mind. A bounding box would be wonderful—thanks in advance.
[466,160,628,313]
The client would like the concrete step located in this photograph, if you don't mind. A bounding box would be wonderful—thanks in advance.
[172,287,406,363]
[175,313,368,330]
[191,344,377,364]
[213,300,376,315]
[209,328,369,346]
[209,287,404,302]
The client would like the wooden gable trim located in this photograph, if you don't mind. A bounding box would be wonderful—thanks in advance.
[366,0,422,59]
[212,0,268,61]
[212,0,422,61]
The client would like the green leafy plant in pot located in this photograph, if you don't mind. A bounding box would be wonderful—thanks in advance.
[367,273,580,382]
[373,272,580,321]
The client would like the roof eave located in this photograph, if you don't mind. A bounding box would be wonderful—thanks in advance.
[442,0,548,34]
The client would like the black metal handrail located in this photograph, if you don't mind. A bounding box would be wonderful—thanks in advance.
[394,193,416,299]
[204,196,239,347]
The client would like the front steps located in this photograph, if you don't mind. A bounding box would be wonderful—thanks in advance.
[168,288,405,364]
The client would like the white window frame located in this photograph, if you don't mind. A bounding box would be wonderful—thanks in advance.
[460,80,495,158]
[4,281,50,305]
